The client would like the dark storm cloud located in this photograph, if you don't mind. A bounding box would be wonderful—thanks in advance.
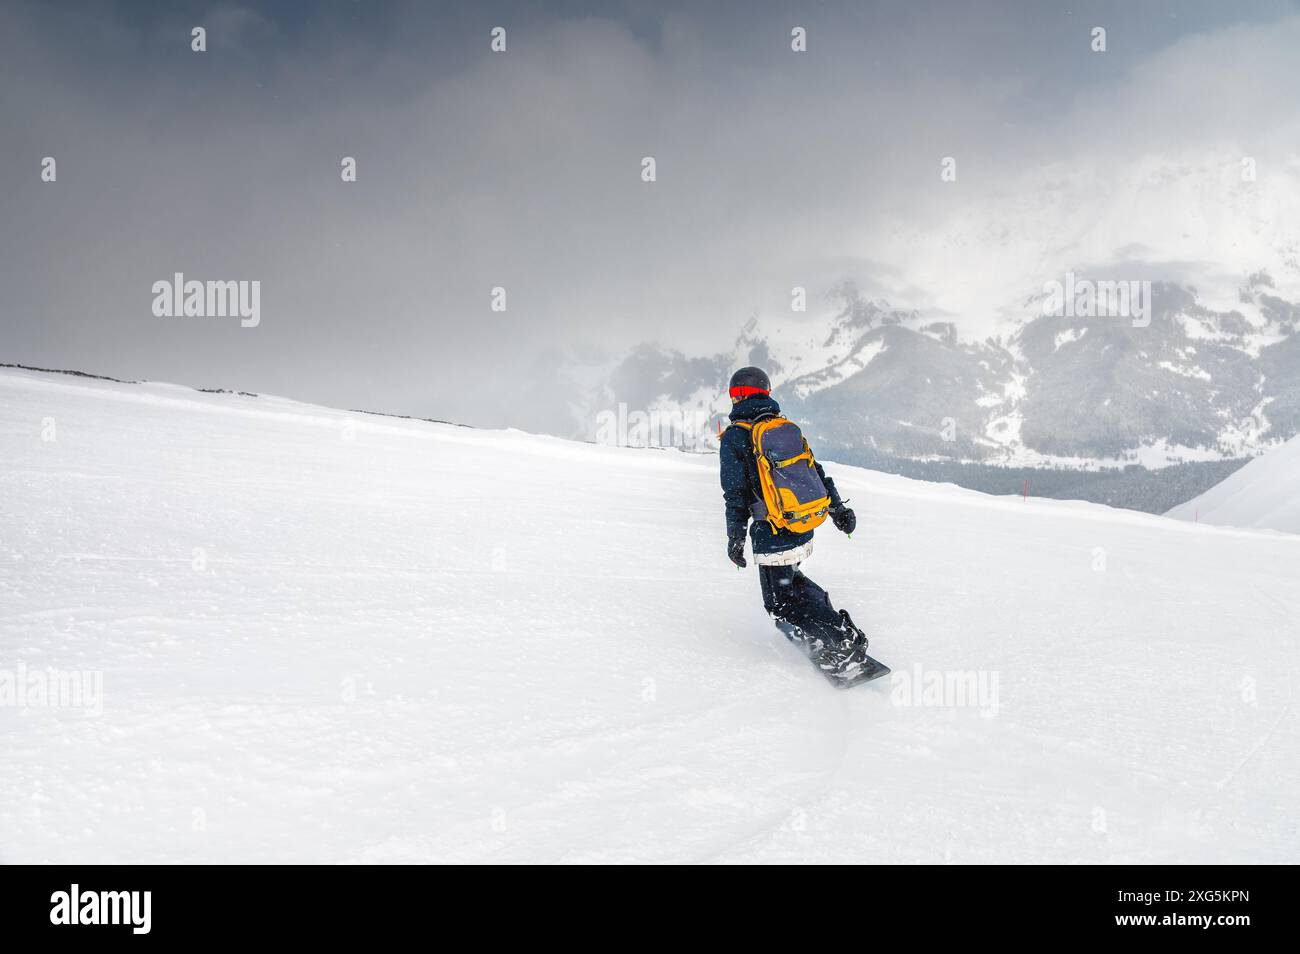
[1,0,1296,427]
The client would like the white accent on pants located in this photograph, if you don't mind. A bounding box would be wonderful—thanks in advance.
[754,539,814,567]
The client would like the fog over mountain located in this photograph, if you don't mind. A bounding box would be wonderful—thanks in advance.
[579,145,1300,511]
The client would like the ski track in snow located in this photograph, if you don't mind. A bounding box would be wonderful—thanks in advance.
[2,368,1298,863]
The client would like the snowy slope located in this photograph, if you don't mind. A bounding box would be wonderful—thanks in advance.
[1167,434,1300,533]
[2,367,1299,864]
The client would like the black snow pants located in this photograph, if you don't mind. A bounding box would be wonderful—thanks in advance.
[757,563,847,645]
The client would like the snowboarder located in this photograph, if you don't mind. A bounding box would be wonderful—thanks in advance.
[720,367,884,684]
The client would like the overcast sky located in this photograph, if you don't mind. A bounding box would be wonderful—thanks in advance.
[3,0,1298,427]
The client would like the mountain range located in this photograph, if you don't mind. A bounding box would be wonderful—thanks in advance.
[573,155,1300,511]
[589,274,1300,467]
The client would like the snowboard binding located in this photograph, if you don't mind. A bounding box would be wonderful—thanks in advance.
[774,614,890,689]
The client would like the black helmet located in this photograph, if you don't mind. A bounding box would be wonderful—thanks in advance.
[728,366,770,403]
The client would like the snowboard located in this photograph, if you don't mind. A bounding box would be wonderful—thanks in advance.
[775,620,892,689]
[821,652,891,690]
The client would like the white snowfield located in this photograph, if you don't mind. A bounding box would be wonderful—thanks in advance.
[2,367,1298,864]
[1167,435,1300,535]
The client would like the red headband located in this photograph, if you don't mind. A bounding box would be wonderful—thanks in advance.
[729,385,769,401]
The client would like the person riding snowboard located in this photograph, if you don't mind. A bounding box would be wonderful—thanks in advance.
[720,366,869,675]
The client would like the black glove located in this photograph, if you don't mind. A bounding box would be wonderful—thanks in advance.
[727,536,747,568]
[830,504,856,535]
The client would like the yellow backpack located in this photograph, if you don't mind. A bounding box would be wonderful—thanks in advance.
[733,416,832,533]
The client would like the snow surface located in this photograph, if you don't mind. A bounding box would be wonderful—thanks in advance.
[1167,434,1300,534]
[3,367,1299,864]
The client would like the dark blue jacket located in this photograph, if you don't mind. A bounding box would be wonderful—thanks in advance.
[719,395,843,555]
